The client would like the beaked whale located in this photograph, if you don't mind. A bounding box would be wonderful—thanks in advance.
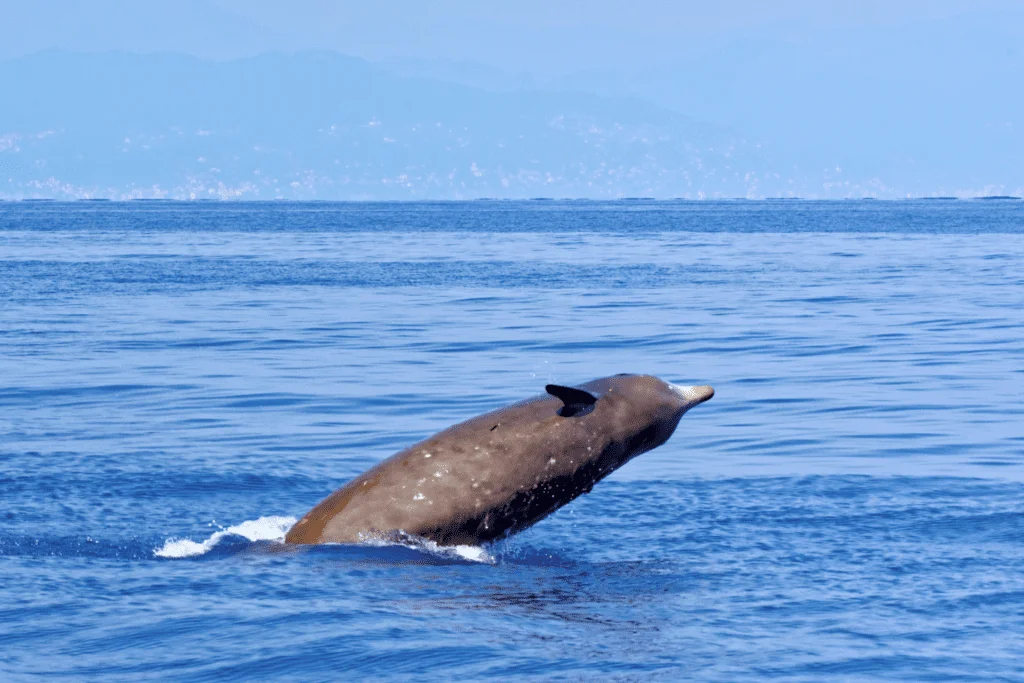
[285,374,713,546]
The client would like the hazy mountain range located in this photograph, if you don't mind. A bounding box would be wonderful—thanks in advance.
[1,13,1021,200]
[388,12,1024,197]
[1,50,780,200]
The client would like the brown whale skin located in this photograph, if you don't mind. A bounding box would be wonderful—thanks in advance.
[285,374,714,546]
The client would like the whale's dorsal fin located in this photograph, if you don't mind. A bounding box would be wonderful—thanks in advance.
[545,384,598,418]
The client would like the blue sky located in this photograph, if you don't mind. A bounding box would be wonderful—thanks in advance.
[218,0,1023,72]
[2,0,1021,70]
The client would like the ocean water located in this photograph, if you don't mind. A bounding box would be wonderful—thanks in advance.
[1,200,1022,681]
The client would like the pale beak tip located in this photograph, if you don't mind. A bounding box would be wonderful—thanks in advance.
[671,383,715,405]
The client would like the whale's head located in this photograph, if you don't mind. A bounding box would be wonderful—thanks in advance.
[579,373,713,416]
[554,374,714,464]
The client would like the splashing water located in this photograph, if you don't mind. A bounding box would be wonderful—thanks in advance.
[154,517,493,563]
[154,516,297,558]
[359,531,495,564]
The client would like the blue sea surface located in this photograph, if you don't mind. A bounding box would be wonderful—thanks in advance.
[1,200,1022,681]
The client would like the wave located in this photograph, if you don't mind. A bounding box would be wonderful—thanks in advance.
[153,516,492,563]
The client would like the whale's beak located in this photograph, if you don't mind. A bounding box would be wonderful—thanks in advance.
[670,384,715,408]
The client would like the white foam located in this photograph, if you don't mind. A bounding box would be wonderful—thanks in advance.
[155,516,492,563]
[359,533,494,564]
[450,544,492,563]
[154,515,296,559]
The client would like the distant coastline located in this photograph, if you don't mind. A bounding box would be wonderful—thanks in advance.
[2,196,1021,203]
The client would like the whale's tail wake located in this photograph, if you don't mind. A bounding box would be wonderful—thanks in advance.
[154,516,492,563]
